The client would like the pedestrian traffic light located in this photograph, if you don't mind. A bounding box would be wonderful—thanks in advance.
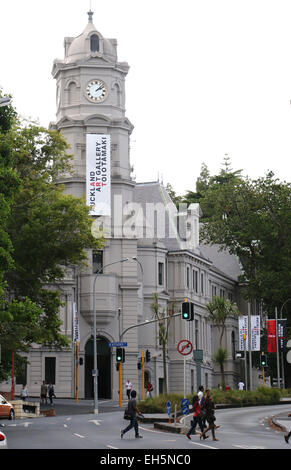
[181,302,194,321]
[145,349,151,362]
[116,347,125,363]
[260,353,267,367]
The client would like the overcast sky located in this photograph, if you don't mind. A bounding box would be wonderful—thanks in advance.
[1,0,291,194]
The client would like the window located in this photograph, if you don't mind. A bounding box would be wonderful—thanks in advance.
[195,319,199,349]
[90,34,99,52]
[93,250,103,274]
[186,266,190,288]
[16,359,27,385]
[220,289,225,298]
[228,292,233,302]
[45,357,56,385]
[158,262,164,286]
[193,270,198,293]
[212,285,217,298]
[201,273,204,294]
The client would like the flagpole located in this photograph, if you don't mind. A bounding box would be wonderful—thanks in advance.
[76,341,79,403]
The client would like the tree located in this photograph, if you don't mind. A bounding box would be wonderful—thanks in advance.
[205,296,239,389]
[150,293,175,395]
[200,172,291,314]
[0,106,104,380]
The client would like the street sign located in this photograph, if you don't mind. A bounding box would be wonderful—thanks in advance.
[166,401,171,416]
[181,398,189,415]
[108,342,128,347]
[177,339,193,356]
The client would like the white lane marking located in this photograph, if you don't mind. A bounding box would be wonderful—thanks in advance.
[23,422,31,427]
[233,445,266,449]
[107,445,118,449]
[66,417,71,421]
[189,441,218,449]
[64,424,68,428]
[89,419,102,426]
[74,433,85,439]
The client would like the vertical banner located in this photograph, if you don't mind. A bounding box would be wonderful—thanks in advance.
[267,319,277,352]
[73,302,80,344]
[251,315,260,351]
[278,319,287,352]
[238,315,260,351]
[86,134,111,216]
[238,316,248,350]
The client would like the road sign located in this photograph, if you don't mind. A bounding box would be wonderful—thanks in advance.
[181,398,189,415]
[166,401,171,416]
[108,342,128,347]
[177,339,193,356]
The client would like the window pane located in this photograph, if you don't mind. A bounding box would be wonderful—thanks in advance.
[158,262,164,286]
[90,34,99,52]
[16,359,27,385]
[93,250,103,274]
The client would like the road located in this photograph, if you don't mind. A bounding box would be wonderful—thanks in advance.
[0,403,290,452]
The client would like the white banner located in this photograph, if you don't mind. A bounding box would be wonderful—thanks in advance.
[86,134,111,216]
[73,302,80,343]
[238,315,260,351]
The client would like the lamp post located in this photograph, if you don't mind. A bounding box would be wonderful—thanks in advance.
[92,257,129,414]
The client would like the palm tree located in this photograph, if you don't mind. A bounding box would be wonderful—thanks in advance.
[206,296,239,389]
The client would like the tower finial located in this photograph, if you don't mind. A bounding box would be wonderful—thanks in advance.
[88,9,94,23]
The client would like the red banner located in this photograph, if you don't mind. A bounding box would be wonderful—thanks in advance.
[267,319,277,352]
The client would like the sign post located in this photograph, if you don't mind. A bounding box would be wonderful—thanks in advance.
[166,401,171,423]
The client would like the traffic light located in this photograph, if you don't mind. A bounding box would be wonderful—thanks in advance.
[260,353,267,367]
[145,349,151,362]
[181,302,194,321]
[137,362,142,370]
[116,347,125,363]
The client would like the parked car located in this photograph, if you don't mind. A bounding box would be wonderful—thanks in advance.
[0,395,14,420]
[0,431,7,449]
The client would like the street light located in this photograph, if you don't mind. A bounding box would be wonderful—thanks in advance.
[0,97,11,107]
[93,257,129,414]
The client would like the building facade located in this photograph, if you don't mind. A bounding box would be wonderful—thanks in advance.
[1,11,246,399]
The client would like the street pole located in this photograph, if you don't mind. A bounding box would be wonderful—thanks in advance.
[243,333,248,391]
[248,302,253,390]
[93,258,129,414]
[142,349,145,400]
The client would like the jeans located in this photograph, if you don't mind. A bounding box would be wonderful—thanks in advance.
[187,416,204,435]
[122,416,139,436]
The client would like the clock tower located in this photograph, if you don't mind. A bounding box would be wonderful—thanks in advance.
[50,11,140,400]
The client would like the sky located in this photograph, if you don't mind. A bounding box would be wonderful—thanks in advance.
[1,0,291,195]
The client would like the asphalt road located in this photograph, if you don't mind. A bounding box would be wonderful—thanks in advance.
[0,403,290,452]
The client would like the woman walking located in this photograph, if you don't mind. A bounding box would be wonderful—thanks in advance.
[200,389,220,441]
[186,394,208,440]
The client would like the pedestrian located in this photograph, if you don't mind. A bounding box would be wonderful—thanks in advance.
[200,389,220,441]
[198,385,206,428]
[146,381,153,398]
[284,413,291,444]
[125,379,132,400]
[186,394,208,440]
[238,380,245,391]
[121,390,143,439]
[20,384,28,401]
[40,380,48,404]
[48,383,56,405]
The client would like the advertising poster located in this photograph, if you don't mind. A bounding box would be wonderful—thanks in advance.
[267,319,277,353]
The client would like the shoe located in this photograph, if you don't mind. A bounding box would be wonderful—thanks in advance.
[212,438,219,441]
[135,435,143,438]
[284,435,289,444]
[186,433,191,440]
[215,425,221,430]
[120,430,124,439]
[199,433,203,440]
[203,435,209,440]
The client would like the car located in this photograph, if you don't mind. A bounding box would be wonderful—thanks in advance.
[0,394,14,420]
[0,431,7,449]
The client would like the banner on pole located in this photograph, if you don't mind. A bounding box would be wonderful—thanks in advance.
[86,134,111,216]
[267,319,276,352]
[278,319,287,352]
[73,302,80,343]
[238,315,260,351]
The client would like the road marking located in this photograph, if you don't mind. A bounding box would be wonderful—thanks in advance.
[74,433,85,439]
[107,445,118,449]
[23,422,31,427]
[189,441,217,449]
[233,445,266,449]
[66,417,71,421]
[64,424,68,428]
[89,419,102,426]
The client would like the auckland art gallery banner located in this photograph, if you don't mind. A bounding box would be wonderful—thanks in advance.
[86,134,111,216]
[238,315,260,351]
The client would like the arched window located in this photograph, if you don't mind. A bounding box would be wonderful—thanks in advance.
[90,34,99,52]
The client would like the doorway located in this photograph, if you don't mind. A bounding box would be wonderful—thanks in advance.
[85,336,111,399]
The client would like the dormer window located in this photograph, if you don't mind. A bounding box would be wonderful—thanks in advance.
[90,34,99,52]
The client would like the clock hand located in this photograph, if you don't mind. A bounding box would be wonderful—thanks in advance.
[95,85,103,92]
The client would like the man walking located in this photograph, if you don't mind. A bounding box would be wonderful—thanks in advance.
[121,390,143,439]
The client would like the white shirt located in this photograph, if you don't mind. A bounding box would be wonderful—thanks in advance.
[238,381,244,390]
[125,381,132,390]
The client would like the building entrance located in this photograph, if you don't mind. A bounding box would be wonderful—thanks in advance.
[85,336,111,399]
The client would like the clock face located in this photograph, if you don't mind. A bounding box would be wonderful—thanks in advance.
[86,79,108,102]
